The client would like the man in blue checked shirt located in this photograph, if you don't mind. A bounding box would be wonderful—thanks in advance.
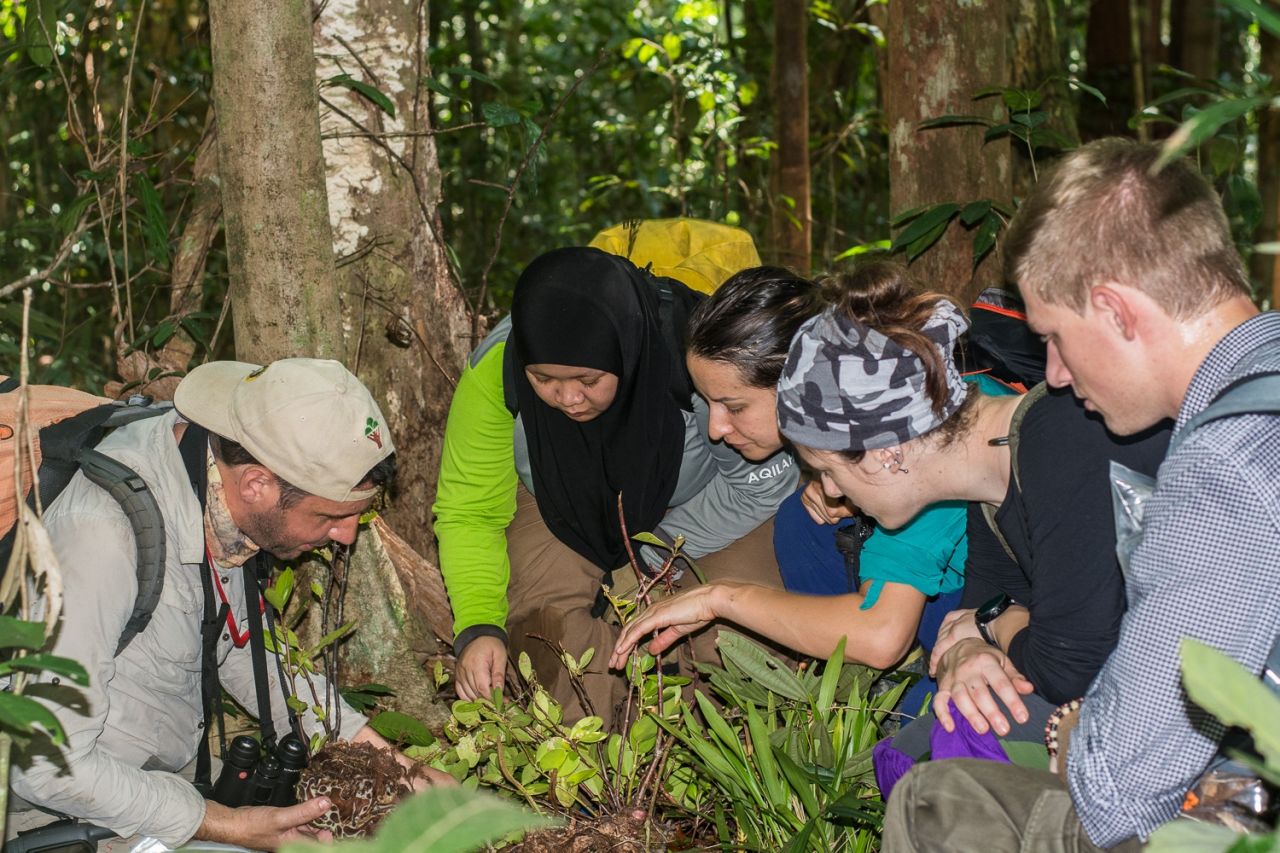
[883,138,1280,851]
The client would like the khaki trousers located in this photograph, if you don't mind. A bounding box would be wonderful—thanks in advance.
[505,485,783,728]
[883,759,1144,853]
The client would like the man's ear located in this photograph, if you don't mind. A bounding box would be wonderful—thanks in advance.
[235,464,278,507]
[1089,284,1139,342]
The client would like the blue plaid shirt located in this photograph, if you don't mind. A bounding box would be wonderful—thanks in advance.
[1067,311,1280,847]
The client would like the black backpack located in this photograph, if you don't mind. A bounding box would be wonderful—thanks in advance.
[0,377,169,654]
[961,288,1047,392]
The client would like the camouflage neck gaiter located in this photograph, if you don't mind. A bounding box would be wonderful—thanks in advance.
[204,445,261,567]
[776,300,969,452]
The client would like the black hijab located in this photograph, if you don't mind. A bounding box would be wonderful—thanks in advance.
[506,247,703,571]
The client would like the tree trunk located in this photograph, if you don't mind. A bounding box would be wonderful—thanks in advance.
[208,0,343,363]
[1254,29,1280,309]
[312,0,471,709]
[771,0,811,274]
[1080,0,1134,140]
[1169,0,1219,80]
[1008,0,1077,199]
[883,0,1011,302]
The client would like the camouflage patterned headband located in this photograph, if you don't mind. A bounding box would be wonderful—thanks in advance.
[776,300,970,452]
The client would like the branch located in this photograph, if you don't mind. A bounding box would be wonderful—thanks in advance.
[472,49,609,342]
[321,123,485,140]
[0,219,92,299]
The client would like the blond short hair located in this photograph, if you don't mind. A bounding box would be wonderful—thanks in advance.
[1004,138,1250,318]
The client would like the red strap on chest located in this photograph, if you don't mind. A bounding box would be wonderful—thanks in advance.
[206,547,264,649]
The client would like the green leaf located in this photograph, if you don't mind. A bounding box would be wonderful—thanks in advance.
[890,203,959,254]
[306,620,356,658]
[715,633,810,701]
[1223,0,1280,39]
[280,785,554,853]
[774,748,821,817]
[0,691,65,743]
[1002,88,1042,112]
[1011,111,1048,128]
[816,637,846,711]
[1225,174,1263,234]
[745,704,786,809]
[135,174,170,267]
[482,102,522,128]
[1066,77,1108,106]
[1180,639,1280,767]
[0,616,47,650]
[890,203,931,227]
[326,74,396,118]
[1155,96,1269,172]
[1144,817,1251,852]
[422,76,465,101]
[905,217,953,261]
[833,239,891,261]
[999,740,1050,770]
[442,65,500,89]
[662,32,682,60]
[265,567,296,612]
[984,122,1018,142]
[24,0,53,67]
[150,320,175,348]
[630,531,666,547]
[369,710,436,747]
[973,212,1002,269]
[917,114,995,130]
[959,200,993,227]
[56,193,95,235]
[0,653,89,686]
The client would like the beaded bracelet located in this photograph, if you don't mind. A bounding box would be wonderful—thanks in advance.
[1044,698,1083,759]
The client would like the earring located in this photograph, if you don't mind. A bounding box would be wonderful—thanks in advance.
[889,451,909,475]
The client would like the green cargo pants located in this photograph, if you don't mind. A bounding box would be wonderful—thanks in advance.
[883,759,1145,852]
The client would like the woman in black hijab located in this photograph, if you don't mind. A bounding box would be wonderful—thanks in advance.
[508,247,700,571]
[435,247,797,725]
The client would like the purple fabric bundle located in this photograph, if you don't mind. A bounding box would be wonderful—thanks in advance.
[872,701,1012,799]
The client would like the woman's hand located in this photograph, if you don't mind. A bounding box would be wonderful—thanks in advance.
[455,635,507,701]
[932,637,1035,736]
[609,584,724,669]
[799,479,854,525]
[929,607,981,675]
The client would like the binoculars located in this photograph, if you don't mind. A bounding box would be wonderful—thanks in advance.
[211,733,309,808]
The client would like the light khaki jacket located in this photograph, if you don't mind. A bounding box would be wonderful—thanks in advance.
[9,411,365,846]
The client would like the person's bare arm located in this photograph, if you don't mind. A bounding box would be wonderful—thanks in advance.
[612,580,925,670]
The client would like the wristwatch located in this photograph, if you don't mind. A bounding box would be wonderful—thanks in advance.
[974,593,1015,648]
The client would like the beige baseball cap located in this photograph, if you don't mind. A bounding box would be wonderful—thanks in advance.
[174,358,394,503]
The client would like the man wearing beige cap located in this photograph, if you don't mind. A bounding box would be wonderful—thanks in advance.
[8,358,448,851]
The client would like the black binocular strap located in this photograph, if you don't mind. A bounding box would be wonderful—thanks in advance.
[240,550,300,753]
[177,423,225,792]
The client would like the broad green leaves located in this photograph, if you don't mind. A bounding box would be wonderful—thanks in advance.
[890,200,1012,267]
[0,616,89,746]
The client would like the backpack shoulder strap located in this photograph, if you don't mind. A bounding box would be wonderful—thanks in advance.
[76,448,167,655]
[981,382,1049,564]
[1170,372,1280,455]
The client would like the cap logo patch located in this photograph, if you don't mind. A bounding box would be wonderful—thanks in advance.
[245,366,268,382]
[364,417,383,449]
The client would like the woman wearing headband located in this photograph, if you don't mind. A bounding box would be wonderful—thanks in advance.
[433,247,797,724]
[610,266,1008,712]
[615,260,1169,746]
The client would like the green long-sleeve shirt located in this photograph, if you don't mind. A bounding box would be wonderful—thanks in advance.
[432,316,799,644]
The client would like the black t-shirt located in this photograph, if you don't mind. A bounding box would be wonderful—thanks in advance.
[960,387,1171,704]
